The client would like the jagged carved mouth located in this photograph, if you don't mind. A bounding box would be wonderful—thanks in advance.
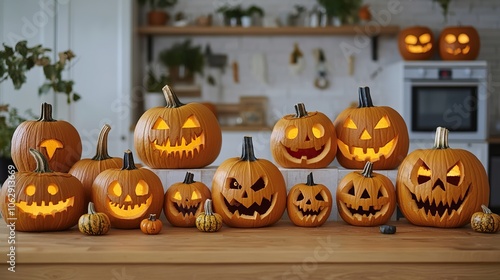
[152,133,204,158]
[282,140,331,162]
[223,195,274,218]
[173,202,200,217]
[337,136,397,162]
[406,183,470,217]
[407,43,433,54]
[107,196,152,219]
[340,201,389,219]
[295,205,328,220]
[16,197,74,218]
[446,45,470,55]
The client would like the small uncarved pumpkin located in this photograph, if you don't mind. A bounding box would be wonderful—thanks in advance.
[471,205,500,233]
[78,202,111,236]
[140,214,163,235]
[196,199,223,232]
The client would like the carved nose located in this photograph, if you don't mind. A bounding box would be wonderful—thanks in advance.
[125,195,132,202]
[306,199,311,205]
[242,191,248,198]
[432,179,446,191]
[360,129,372,140]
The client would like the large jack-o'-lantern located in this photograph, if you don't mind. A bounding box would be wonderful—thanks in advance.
[439,26,480,61]
[11,103,82,172]
[333,87,409,170]
[91,150,164,229]
[0,149,85,232]
[212,136,287,228]
[398,26,435,60]
[164,172,211,227]
[134,85,222,169]
[287,172,332,227]
[337,161,396,226]
[271,103,337,168]
[396,127,490,228]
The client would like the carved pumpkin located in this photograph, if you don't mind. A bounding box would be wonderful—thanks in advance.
[212,136,287,228]
[287,172,332,227]
[140,214,163,235]
[164,172,211,227]
[91,150,164,229]
[333,87,409,170]
[270,103,337,168]
[396,127,490,228]
[78,202,111,236]
[470,205,500,234]
[69,124,122,206]
[0,149,85,232]
[196,199,223,232]
[134,85,222,169]
[11,103,82,172]
[337,161,396,226]
[398,26,435,60]
[439,26,480,61]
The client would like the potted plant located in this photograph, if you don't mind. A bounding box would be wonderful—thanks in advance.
[138,0,178,26]
[242,5,265,27]
[216,5,245,26]
[159,40,204,84]
[317,0,361,25]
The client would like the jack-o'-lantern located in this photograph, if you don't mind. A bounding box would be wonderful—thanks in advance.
[212,136,287,228]
[270,103,337,168]
[396,127,490,228]
[164,172,211,227]
[11,103,82,172]
[439,26,480,61]
[0,149,85,232]
[91,150,164,229]
[287,172,332,227]
[337,161,396,226]
[134,85,222,169]
[398,26,435,60]
[333,87,409,170]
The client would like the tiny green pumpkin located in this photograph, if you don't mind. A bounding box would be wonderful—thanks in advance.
[140,214,163,235]
[196,199,222,232]
[78,202,111,236]
[471,205,500,234]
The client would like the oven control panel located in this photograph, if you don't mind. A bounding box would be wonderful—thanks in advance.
[404,66,487,80]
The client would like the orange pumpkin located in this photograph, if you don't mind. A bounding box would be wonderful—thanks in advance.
[212,136,287,228]
[398,26,435,60]
[439,26,480,61]
[134,85,222,169]
[11,102,82,172]
[140,214,163,235]
[270,103,337,168]
[333,87,409,170]
[396,127,490,228]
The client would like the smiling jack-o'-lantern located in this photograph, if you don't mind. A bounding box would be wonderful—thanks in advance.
[164,172,211,227]
[271,103,337,168]
[11,103,82,172]
[439,26,480,60]
[134,85,222,169]
[212,136,287,228]
[333,87,409,170]
[91,150,164,229]
[396,127,489,228]
[398,26,435,60]
[287,172,332,227]
[0,149,85,232]
[337,162,396,226]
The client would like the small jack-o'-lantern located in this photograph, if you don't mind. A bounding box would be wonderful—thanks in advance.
[398,26,435,60]
[397,127,490,228]
[333,87,409,170]
[212,136,287,228]
[271,103,337,168]
[91,150,164,229]
[134,85,222,169]
[337,161,396,226]
[0,149,85,232]
[439,26,480,60]
[11,103,82,172]
[287,172,332,227]
[164,172,211,227]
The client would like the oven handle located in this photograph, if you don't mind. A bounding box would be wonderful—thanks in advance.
[407,81,482,87]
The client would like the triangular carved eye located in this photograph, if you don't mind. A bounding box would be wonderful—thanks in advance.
[374,116,390,129]
[191,190,200,200]
[153,118,169,130]
[297,192,304,201]
[447,162,462,186]
[173,191,182,201]
[251,178,266,192]
[315,192,325,201]
[182,115,200,128]
[344,117,357,129]
[417,161,431,185]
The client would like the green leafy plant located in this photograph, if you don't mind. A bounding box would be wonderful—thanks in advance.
[244,5,265,17]
[216,5,245,20]
[317,0,361,24]
[0,105,31,158]
[145,68,170,92]
[159,40,204,76]
[138,0,177,10]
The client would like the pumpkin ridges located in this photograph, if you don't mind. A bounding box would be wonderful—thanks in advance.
[196,199,223,232]
[78,202,111,235]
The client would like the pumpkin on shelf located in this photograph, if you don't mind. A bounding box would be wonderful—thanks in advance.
[78,202,111,236]
[337,161,396,226]
[398,26,435,60]
[212,136,287,228]
[270,103,337,169]
[91,150,164,229]
[471,205,500,233]
[396,127,490,228]
[0,149,85,232]
[287,172,332,227]
[439,26,480,61]
[69,124,122,205]
[11,102,82,172]
[333,87,409,170]
[164,172,211,227]
[134,85,222,169]
[140,214,163,235]
[196,199,223,232]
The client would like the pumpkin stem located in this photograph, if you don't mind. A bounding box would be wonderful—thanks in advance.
[88,202,97,214]
[358,87,374,108]
[361,161,374,178]
[92,124,113,160]
[37,102,56,122]
[241,136,257,162]
[162,85,185,108]
[481,204,492,214]
[121,149,138,170]
[433,127,450,149]
[148,214,157,221]
[183,172,195,184]
[306,172,317,186]
[29,148,53,173]
[294,103,308,118]
[204,199,215,215]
